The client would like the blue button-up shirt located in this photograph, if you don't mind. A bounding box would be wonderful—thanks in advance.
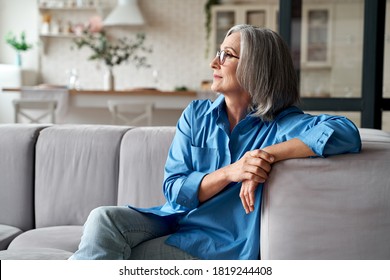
[139,94,361,260]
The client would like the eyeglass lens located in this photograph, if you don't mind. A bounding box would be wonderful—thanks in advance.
[217,51,226,65]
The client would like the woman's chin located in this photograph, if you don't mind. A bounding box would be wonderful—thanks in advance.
[210,84,220,93]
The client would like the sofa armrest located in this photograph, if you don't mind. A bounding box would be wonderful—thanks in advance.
[261,129,390,259]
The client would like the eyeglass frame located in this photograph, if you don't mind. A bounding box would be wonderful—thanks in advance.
[215,50,240,65]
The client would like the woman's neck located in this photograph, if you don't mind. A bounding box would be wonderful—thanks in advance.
[224,93,251,131]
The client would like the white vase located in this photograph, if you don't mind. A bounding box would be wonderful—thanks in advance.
[103,67,115,91]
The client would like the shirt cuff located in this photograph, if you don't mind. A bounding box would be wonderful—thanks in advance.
[176,171,207,209]
[296,124,334,157]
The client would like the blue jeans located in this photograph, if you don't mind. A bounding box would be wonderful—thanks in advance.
[69,206,195,260]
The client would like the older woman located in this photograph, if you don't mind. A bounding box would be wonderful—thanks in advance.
[70,24,361,260]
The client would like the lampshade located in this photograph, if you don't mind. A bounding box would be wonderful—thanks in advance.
[103,0,145,26]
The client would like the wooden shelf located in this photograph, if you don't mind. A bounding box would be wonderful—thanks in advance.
[69,89,197,97]
[39,6,97,11]
[1,87,197,97]
[39,34,81,38]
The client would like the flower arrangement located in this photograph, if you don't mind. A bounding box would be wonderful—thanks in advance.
[73,30,151,68]
[71,16,152,90]
[5,31,33,52]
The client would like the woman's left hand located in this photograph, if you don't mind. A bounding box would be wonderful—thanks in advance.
[240,179,262,214]
[239,139,317,214]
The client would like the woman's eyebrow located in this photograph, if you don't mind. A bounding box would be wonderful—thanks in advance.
[222,46,239,54]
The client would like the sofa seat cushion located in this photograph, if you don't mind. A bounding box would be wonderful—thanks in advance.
[7,225,82,253]
[0,224,23,250]
[0,248,72,260]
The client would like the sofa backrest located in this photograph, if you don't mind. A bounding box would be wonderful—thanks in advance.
[34,125,131,228]
[0,124,46,231]
[261,128,390,259]
[117,127,175,208]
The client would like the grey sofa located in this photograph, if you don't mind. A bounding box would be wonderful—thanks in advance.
[0,124,389,260]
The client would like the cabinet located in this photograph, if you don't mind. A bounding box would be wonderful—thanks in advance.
[210,3,278,58]
[301,4,333,68]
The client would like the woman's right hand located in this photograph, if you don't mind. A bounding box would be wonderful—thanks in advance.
[226,149,274,214]
[198,149,274,204]
[226,149,274,184]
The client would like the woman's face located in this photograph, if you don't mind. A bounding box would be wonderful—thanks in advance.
[210,32,243,95]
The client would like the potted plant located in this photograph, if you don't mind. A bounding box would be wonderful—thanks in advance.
[5,31,33,66]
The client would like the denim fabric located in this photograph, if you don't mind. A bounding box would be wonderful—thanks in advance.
[69,206,194,260]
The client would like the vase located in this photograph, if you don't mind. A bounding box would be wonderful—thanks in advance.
[103,67,115,91]
[15,52,22,67]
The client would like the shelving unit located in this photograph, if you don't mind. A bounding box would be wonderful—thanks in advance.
[37,1,106,54]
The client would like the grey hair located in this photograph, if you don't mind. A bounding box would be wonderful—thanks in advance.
[226,24,299,121]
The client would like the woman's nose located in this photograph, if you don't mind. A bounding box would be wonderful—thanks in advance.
[210,55,220,69]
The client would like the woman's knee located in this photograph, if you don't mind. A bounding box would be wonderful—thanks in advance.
[86,206,120,226]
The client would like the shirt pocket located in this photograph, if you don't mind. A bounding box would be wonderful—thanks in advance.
[190,146,219,173]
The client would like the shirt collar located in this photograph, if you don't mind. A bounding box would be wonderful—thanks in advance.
[205,94,225,115]
[205,94,261,122]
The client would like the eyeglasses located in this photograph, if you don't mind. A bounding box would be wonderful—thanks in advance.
[215,50,240,65]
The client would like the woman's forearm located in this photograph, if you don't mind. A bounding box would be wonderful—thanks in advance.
[198,166,231,203]
[262,138,316,163]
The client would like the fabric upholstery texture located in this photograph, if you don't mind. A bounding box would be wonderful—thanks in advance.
[7,225,82,252]
[261,128,390,259]
[0,248,72,260]
[34,125,131,228]
[117,127,175,207]
[0,225,22,250]
[0,124,46,231]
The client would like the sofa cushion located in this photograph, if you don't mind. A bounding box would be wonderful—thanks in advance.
[34,125,131,228]
[7,225,83,253]
[0,248,72,260]
[0,224,23,250]
[117,127,175,207]
[0,124,47,231]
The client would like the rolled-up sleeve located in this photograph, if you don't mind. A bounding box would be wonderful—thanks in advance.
[282,113,361,157]
[297,123,335,156]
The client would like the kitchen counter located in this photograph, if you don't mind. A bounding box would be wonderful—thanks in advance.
[0,87,210,125]
[68,89,197,97]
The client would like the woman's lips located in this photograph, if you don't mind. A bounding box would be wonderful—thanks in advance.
[213,74,222,79]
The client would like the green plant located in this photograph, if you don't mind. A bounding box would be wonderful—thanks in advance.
[204,0,220,58]
[175,86,188,91]
[73,30,152,69]
[5,31,33,52]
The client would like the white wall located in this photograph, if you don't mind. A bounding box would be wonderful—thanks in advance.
[0,0,39,71]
